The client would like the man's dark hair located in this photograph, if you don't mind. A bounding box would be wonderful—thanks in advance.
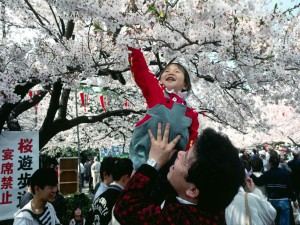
[26,177,31,186]
[292,150,300,159]
[30,168,58,194]
[241,159,251,172]
[250,157,263,172]
[269,151,280,168]
[186,128,244,211]
[100,157,118,181]
[112,158,133,181]
[252,149,257,155]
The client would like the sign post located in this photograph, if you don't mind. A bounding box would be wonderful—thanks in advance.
[0,131,39,220]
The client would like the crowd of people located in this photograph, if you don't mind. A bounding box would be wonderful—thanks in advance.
[12,45,300,225]
[13,124,300,225]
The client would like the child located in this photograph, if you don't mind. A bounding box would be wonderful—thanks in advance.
[128,47,199,170]
[69,207,86,225]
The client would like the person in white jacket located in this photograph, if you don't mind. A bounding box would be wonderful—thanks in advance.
[13,168,60,225]
[91,157,101,189]
[226,176,276,225]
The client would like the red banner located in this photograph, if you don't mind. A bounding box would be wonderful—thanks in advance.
[79,92,89,112]
[100,95,106,112]
[124,99,129,109]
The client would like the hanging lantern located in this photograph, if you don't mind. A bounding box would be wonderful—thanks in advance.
[124,99,129,109]
[34,90,41,113]
[28,91,33,99]
[28,90,40,113]
[99,95,106,112]
[79,92,89,112]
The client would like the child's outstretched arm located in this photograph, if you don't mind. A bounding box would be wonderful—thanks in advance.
[128,47,149,76]
[128,47,163,108]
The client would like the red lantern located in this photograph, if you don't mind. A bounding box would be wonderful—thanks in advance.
[124,99,129,109]
[28,90,39,113]
[28,91,33,99]
[99,95,106,112]
[79,92,89,112]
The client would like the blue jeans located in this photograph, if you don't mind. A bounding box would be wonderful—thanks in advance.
[269,199,291,225]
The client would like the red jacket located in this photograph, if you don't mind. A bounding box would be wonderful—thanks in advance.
[128,47,199,151]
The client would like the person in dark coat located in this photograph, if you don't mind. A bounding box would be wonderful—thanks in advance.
[19,178,33,209]
[87,158,133,225]
[288,150,300,205]
[251,151,298,225]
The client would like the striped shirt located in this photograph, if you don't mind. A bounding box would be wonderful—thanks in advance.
[37,206,52,225]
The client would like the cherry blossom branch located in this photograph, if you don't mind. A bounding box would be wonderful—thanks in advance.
[48,3,62,37]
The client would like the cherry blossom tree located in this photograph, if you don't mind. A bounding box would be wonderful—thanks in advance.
[0,0,299,154]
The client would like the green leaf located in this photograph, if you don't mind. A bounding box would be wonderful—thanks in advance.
[234,16,239,24]
[147,5,158,14]
[274,3,278,13]
[93,23,104,31]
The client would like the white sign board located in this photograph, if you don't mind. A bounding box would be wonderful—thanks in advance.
[0,131,39,220]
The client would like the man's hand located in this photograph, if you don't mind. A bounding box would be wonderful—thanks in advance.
[148,123,181,169]
[244,178,255,193]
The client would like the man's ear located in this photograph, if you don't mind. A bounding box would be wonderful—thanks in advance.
[103,171,108,178]
[121,174,129,182]
[34,186,40,194]
[186,186,199,198]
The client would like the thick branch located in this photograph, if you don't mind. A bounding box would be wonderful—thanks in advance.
[57,88,70,119]
[41,81,62,128]
[0,80,39,132]
[12,90,47,117]
[24,0,44,26]
[39,109,145,149]
[65,20,74,40]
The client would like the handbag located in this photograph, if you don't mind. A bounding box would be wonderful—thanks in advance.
[295,208,300,224]
[245,193,250,225]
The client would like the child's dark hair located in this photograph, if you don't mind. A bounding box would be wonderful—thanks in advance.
[158,62,192,92]
[30,168,58,194]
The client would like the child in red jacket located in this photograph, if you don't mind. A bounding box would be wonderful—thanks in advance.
[128,47,199,171]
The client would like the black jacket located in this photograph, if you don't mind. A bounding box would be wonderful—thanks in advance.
[87,184,123,225]
[251,167,296,201]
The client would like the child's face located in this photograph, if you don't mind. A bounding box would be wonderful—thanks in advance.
[74,208,82,216]
[160,64,188,93]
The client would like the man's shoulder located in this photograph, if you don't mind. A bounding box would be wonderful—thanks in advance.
[94,185,122,205]
[46,201,55,208]
[267,167,291,176]
[108,184,123,191]
[100,185,122,197]
[14,201,34,220]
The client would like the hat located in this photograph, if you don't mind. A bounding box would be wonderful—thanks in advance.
[94,157,98,161]
[259,150,266,156]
